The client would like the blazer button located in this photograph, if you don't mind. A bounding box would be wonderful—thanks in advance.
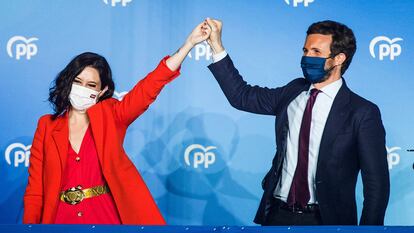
[75,156,81,162]
[77,211,83,217]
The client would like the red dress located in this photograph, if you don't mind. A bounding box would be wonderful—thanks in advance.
[54,126,121,224]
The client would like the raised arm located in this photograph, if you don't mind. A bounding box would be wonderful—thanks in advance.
[113,21,211,126]
[166,21,211,71]
[206,18,285,116]
[208,55,284,115]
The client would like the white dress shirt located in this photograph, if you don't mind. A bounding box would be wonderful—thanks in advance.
[274,78,342,204]
[212,50,343,204]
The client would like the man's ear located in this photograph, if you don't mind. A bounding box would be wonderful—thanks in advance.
[334,53,347,66]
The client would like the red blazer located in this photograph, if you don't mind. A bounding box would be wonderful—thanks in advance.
[23,57,180,224]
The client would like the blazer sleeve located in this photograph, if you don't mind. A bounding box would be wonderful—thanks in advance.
[113,56,180,126]
[357,104,390,225]
[23,116,47,224]
[208,54,287,116]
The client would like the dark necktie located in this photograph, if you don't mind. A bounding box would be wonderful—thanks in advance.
[287,88,321,208]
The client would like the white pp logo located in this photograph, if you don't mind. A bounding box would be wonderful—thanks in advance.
[103,0,132,7]
[369,36,403,61]
[187,41,213,61]
[284,0,314,7]
[5,143,31,167]
[114,91,128,101]
[184,144,216,168]
[386,146,401,169]
[7,36,39,60]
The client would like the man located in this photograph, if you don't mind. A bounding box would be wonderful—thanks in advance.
[205,18,389,225]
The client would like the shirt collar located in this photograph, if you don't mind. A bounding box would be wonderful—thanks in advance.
[307,78,343,99]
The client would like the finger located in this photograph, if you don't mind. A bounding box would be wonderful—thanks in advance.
[206,18,217,31]
[202,28,210,35]
[201,25,209,30]
[98,86,109,99]
[201,33,210,41]
[209,19,221,30]
[204,26,212,34]
[201,35,209,41]
[193,21,206,32]
[201,29,211,36]
[206,17,215,27]
[213,19,222,26]
[202,29,211,38]
[206,38,213,47]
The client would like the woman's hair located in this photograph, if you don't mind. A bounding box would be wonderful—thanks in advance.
[48,52,115,119]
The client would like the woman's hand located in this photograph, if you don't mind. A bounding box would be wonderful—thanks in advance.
[185,21,212,47]
[166,21,211,71]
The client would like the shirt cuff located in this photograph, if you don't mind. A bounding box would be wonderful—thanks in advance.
[212,50,228,63]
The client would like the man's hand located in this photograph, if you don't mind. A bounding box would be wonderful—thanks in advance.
[206,18,225,54]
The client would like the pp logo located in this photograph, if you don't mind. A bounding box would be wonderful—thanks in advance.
[114,91,128,101]
[369,36,403,61]
[284,0,314,7]
[386,146,401,169]
[5,143,31,167]
[103,0,132,7]
[184,144,216,168]
[7,36,39,60]
[187,41,213,61]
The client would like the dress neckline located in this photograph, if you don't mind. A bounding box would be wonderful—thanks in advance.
[69,124,91,155]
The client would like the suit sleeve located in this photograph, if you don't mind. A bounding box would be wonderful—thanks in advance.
[357,104,390,225]
[113,56,180,126]
[208,55,286,116]
[23,117,47,224]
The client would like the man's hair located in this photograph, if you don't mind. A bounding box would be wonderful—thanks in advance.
[307,20,356,75]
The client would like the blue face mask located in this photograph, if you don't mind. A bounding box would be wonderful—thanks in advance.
[301,56,332,83]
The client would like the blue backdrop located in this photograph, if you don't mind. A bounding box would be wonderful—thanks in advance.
[0,0,413,225]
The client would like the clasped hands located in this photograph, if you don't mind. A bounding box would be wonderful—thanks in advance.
[185,18,225,55]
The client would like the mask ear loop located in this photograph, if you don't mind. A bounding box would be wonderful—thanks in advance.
[324,53,340,73]
[96,86,109,103]
[95,90,102,103]
[319,54,340,83]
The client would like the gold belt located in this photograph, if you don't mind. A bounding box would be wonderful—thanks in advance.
[60,184,109,205]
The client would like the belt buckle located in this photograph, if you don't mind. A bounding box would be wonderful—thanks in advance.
[291,204,304,214]
[62,186,85,205]
[292,206,303,214]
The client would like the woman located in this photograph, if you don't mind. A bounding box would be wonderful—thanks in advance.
[23,21,211,225]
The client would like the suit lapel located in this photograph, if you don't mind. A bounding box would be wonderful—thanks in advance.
[52,112,69,172]
[316,81,351,173]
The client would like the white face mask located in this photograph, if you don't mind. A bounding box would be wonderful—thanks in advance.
[69,84,100,112]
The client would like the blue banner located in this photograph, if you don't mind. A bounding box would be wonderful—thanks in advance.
[0,0,413,225]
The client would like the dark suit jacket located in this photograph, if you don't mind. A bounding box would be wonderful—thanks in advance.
[208,55,390,225]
